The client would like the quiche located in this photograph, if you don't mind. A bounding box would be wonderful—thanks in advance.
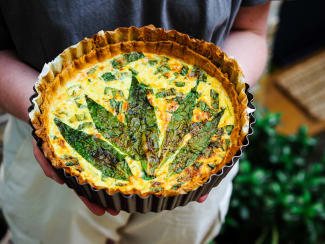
[30,26,250,198]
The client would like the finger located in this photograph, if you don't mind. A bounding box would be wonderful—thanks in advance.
[33,140,64,184]
[197,194,209,203]
[106,209,120,216]
[79,196,106,216]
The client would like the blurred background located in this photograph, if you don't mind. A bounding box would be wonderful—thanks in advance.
[1,1,325,243]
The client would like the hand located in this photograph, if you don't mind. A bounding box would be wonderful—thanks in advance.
[33,139,119,216]
[197,194,209,203]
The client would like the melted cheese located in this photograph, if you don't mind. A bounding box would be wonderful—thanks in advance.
[48,53,235,195]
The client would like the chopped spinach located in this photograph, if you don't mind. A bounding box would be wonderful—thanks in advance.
[109,99,123,114]
[155,88,176,98]
[155,63,171,76]
[87,66,97,75]
[112,59,123,69]
[101,72,116,82]
[175,82,185,87]
[104,87,125,98]
[225,139,231,150]
[225,125,234,135]
[180,66,189,76]
[210,89,219,109]
[123,52,145,63]
[148,59,158,66]
[190,66,207,83]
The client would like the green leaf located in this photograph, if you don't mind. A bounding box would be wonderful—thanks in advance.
[159,88,198,166]
[180,65,189,76]
[225,125,234,135]
[155,63,171,76]
[155,88,176,98]
[123,52,144,63]
[125,76,160,175]
[112,59,123,69]
[54,118,132,180]
[86,96,131,156]
[168,109,224,174]
[109,98,123,114]
[210,89,219,109]
[175,82,185,87]
[148,59,158,66]
[101,72,116,82]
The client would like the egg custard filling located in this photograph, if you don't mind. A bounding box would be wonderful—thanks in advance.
[46,52,239,196]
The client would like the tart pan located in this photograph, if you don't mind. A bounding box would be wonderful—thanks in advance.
[28,84,254,213]
[28,26,254,213]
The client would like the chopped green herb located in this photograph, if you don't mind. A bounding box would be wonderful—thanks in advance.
[104,87,125,98]
[155,88,176,98]
[101,72,116,82]
[112,59,123,69]
[196,100,210,112]
[190,66,207,83]
[123,52,145,63]
[208,164,216,170]
[175,82,185,87]
[196,100,218,116]
[86,66,97,75]
[180,66,189,76]
[225,139,231,150]
[65,162,75,167]
[225,125,234,135]
[109,99,123,114]
[88,78,92,83]
[155,63,171,76]
[148,59,158,66]
[210,89,219,109]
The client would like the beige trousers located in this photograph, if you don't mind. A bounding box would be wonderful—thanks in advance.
[0,116,238,244]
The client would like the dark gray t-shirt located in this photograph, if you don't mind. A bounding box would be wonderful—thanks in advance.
[0,0,268,71]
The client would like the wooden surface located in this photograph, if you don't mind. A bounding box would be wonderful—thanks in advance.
[255,74,325,136]
[275,50,325,120]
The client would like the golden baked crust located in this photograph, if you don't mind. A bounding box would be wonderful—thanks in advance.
[30,25,249,197]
